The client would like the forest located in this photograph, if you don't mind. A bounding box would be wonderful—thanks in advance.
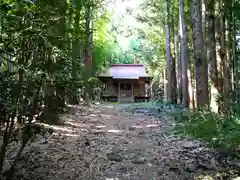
[0,0,240,179]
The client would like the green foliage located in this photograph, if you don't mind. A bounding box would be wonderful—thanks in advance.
[93,12,115,72]
[173,110,240,157]
[111,47,133,64]
[0,0,117,177]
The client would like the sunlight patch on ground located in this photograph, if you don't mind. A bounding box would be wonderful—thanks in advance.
[195,175,214,180]
[96,125,106,129]
[37,122,92,135]
[64,121,92,128]
[92,129,124,134]
[130,124,160,129]
[38,123,74,133]
[53,132,80,137]
[146,124,159,128]
[235,118,240,124]
[50,126,74,132]
[66,104,84,108]
[101,114,113,119]
[106,105,114,108]
[66,104,75,107]
[129,125,144,129]
[233,177,240,180]
[107,129,122,133]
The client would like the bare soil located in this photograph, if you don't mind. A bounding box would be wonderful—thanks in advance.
[4,103,240,180]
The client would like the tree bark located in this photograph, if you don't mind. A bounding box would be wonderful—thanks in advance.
[170,6,177,104]
[164,0,172,103]
[84,1,93,105]
[175,34,182,104]
[179,0,190,107]
[224,0,232,111]
[70,7,81,104]
[205,0,219,112]
[191,0,209,108]
[219,1,230,112]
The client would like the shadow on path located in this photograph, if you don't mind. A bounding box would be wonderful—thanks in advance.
[5,103,240,180]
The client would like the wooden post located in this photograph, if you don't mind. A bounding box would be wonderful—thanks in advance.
[104,83,107,102]
[131,80,134,101]
[145,83,147,97]
[118,80,120,102]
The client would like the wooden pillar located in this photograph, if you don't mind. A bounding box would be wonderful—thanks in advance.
[145,83,147,97]
[118,80,120,102]
[104,83,107,102]
[131,80,134,100]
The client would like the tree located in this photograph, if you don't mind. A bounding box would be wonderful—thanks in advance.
[191,0,209,108]
[179,0,189,107]
[164,0,173,102]
[204,0,218,111]
[0,0,116,177]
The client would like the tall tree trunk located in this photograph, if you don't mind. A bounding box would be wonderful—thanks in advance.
[223,0,232,111]
[172,57,177,104]
[232,7,238,104]
[219,1,229,112]
[205,0,219,112]
[164,0,172,103]
[84,2,93,104]
[191,0,209,108]
[202,2,208,93]
[70,6,81,104]
[55,0,67,106]
[170,5,177,104]
[175,34,182,103]
[179,0,190,107]
[215,1,223,107]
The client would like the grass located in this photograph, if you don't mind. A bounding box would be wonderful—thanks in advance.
[122,101,160,114]
[173,109,240,157]
[123,100,240,157]
[123,100,184,114]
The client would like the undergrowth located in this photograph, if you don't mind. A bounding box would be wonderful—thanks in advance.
[124,100,184,113]
[123,100,240,157]
[173,109,240,157]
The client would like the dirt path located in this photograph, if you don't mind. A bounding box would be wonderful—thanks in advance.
[7,103,239,180]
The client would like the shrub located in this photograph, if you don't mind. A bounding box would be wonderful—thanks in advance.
[173,109,240,157]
